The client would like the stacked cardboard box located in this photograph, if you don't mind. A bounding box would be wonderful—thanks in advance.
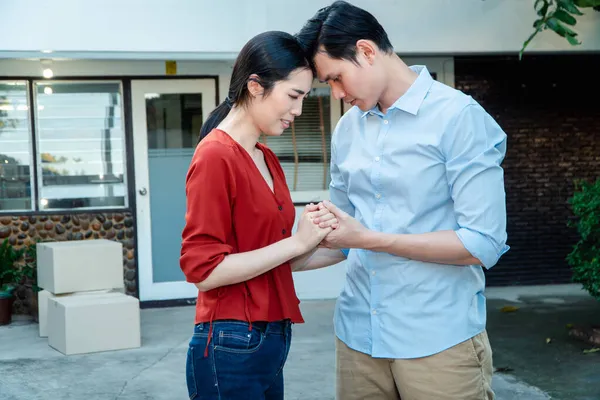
[36,239,141,355]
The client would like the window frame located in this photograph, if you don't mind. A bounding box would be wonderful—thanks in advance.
[0,79,36,212]
[32,79,130,212]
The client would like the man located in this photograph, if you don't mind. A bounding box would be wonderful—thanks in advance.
[296,1,509,399]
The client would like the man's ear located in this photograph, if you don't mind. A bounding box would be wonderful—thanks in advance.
[355,39,377,65]
[247,74,264,98]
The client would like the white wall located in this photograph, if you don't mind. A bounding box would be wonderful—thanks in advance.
[1,0,599,59]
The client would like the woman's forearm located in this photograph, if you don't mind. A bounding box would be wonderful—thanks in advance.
[196,236,305,292]
[291,248,346,272]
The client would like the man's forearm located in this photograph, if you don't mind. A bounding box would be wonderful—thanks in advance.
[360,230,481,266]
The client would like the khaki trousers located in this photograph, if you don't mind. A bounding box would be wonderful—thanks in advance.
[335,331,494,400]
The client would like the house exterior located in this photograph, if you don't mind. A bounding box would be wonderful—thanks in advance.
[0,0,599,306]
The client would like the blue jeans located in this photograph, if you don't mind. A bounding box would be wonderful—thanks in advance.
[186,319,292,399]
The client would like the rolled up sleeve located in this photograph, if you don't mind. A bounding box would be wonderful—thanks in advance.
[180,143,236,283]
[444,101,509,269]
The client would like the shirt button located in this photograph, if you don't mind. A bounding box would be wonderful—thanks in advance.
[282,229,286,235]
[278,205,283,211]
[372,310,377,315]
[371,271,376,276]
[375,156,380,162]
[375,193,381,199]
[383,120,389,124]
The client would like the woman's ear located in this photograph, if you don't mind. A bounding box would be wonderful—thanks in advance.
[247,74,264,98]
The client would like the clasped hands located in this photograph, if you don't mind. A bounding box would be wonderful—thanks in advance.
[294,200,369,252]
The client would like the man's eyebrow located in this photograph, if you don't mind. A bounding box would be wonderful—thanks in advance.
[293,89,306,95]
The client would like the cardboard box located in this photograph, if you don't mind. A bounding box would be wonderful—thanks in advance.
[47,292,141,355]
[37,240,124,294]
[38,290,56,337]
[38,289,116,337]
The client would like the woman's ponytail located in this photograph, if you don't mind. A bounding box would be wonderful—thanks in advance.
[198,97,233,143]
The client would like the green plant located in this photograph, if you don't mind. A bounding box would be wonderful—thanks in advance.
[21,242,41,293]
[0,239,26,298]
[520,0,600,59]
[567,178,600,300]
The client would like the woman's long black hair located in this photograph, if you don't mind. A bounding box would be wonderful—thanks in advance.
[199,31,312,141]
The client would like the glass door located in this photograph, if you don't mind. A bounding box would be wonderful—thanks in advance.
[131,79,216,301]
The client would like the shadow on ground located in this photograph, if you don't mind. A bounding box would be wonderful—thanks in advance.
[0,286,598,399]
[487,293,600,400]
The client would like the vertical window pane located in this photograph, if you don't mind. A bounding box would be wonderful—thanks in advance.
[0,81,33,211]
[34,82,127,210]
[146,93,203,150]
[266,87,332,192]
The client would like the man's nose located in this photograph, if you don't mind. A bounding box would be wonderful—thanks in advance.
[332,87,346,100]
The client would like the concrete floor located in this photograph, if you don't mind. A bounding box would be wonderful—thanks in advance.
[0,285,598,399]
[486,288,600,400]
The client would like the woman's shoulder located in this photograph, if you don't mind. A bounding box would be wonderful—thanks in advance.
[194,129,238,164]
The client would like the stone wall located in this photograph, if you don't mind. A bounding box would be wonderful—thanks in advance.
[0,211,136,314]
[454,54,600,286]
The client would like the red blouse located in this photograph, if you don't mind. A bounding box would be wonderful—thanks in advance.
[180,129,304,327]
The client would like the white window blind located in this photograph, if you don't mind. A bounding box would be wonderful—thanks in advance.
[0,81,33,211]
[263,87,331,196]
[34,81,127,210]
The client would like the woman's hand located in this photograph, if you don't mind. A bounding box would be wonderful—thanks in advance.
[292,204,338,253]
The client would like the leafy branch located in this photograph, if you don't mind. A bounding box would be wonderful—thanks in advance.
[520,0,600,59]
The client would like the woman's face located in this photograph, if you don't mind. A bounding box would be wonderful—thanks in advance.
[249,68,314,137]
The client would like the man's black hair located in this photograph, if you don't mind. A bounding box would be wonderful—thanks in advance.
[295,0,394,65]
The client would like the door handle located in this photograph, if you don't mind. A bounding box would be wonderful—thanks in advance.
[138,187,148,196]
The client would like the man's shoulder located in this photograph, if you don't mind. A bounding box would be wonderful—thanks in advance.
[423,83,491,131]
[428,81,475,114]
[338,106,363,127]
[332,106,362,141]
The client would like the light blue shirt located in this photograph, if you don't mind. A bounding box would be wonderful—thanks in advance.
[331,65,509,359]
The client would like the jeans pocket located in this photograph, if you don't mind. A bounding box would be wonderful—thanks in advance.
[185,347,198,399]
[215,324,264,354]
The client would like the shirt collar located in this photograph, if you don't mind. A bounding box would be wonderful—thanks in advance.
[361,65,434,118]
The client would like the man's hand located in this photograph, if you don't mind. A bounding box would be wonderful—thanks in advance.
[313,200,370,249]
[308,202,482,266]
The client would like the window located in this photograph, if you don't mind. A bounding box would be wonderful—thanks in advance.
[34,81,127,210]
[0,81,33,211]
[266,85,338,203]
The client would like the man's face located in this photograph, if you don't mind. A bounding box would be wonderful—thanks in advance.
[314,48,382,112]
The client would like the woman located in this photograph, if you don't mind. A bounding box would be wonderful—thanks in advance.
[180,31,339,399]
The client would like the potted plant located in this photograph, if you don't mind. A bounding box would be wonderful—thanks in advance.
[0,238,25,325]
[21,242,41,322]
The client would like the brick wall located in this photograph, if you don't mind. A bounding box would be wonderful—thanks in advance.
[454,54,600,286]
[1,211,137,316]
